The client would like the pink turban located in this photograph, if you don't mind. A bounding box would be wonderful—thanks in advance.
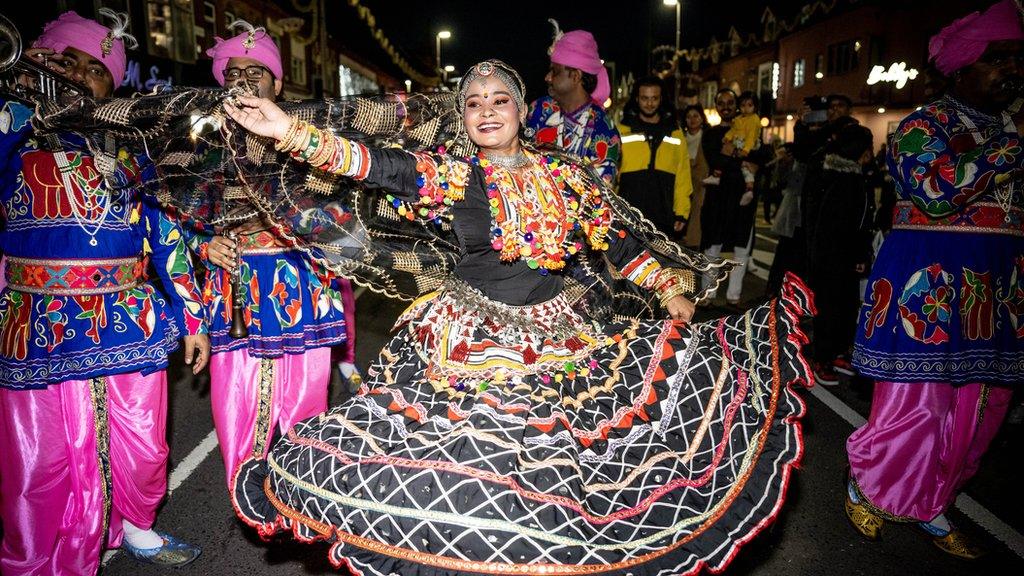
[550,29,611,106]
[33,10,135,88]
[206,24,283,86]
[928,0,1024,76]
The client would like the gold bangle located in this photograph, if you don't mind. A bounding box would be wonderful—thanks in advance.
[658,284,688,307]
[308,131,336,167]
[339,139,352,174]
[274,116,300,152]
[282,120,311,154]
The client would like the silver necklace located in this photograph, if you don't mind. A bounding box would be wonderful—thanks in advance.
[483,150,529,169]
[47,136,110,246]
[995,180,1015,223]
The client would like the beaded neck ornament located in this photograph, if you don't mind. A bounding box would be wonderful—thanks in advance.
[471,150,610,273]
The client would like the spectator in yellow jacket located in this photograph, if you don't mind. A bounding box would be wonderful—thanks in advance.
[616,76,692,238]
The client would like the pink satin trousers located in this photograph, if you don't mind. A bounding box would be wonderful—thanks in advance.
[0,371,168,576]
[209,347,330,487]
[847,380,1012,521]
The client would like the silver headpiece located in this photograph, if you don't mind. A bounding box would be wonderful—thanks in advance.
[457,60,527,114]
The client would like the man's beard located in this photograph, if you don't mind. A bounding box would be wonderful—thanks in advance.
[639,109,659,119]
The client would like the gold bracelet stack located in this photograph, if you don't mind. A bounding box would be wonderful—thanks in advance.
[654,268,696,308]
[274,116,306,152]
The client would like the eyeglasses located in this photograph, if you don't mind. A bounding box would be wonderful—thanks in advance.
[223,65,271,82]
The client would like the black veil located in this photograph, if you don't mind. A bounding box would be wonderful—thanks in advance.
[29,87,731,321]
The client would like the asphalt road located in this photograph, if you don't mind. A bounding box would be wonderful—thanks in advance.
[99,221,1024,576]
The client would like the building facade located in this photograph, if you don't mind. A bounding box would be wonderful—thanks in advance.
[13,0,410,98]
[693,0,990,148]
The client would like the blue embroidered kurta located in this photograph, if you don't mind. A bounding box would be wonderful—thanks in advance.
[852,96,1024,384]
[186,224,348,357]
[0,99,207,390]
[526,96,621,183]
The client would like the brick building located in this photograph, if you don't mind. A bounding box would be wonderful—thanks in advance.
[9,0,418,98]
[692,0,992,148]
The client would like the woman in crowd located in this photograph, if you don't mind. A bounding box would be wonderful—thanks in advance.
[222,60,812,575]
[682,104,709,249]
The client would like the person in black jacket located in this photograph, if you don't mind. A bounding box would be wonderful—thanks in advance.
[806,123,875,385]
[700,89,756,306]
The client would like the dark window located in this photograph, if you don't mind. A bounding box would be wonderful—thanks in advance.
[827,40,859,76]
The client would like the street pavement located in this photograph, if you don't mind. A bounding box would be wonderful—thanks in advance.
[99,219,1024,576]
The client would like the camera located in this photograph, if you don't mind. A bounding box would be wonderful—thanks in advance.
[802,95,828,124]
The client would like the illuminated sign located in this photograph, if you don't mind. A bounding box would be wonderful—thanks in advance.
[866,62,919,89]
[121,60,174,93]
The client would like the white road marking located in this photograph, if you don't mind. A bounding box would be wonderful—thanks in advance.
[808,383,1024,559]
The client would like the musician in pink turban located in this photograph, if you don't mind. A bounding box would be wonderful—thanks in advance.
[186,21,354,492]
[844,0,1024,560]
[1,10,208,573]
[525,21,620,183]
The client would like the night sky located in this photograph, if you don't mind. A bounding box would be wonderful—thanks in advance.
[333,0,818,100]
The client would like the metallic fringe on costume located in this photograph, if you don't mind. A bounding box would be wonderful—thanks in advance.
[88,377,113,537]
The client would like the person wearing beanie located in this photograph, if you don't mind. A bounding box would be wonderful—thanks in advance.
[0,10,207,573]
[844,0,1024,559]
[186,21,352,492]
[526,21,621,183]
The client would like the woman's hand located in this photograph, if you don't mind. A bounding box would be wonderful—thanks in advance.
[223,95,292,141]
[665,295,695,323]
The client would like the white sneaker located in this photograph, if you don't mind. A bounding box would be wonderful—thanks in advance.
[702,175,721,186]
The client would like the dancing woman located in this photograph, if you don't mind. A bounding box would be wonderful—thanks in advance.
[224,60,813,575]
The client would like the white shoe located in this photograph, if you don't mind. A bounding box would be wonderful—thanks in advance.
[702,175,721,186]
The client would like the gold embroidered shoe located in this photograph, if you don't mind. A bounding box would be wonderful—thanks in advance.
[919,523,987,560]
[845,493,884,541]
[122,532,201,567]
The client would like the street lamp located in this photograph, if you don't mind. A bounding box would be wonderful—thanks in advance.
[436,30,451,76]
[443,64,455,84]
[663,0,680,56]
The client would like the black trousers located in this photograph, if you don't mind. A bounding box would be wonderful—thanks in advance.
[766,227,806,296]
[810,267,861,364]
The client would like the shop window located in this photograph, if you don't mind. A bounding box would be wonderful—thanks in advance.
[146,0,196,63]
[793,59,805,88]
[203,2,216,24]
[338,64,378,97]
[290,37,307,86]
[700,81,718,110]
[827,40,859,76]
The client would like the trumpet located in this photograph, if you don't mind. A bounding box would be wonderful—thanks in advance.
[0,13,89,108]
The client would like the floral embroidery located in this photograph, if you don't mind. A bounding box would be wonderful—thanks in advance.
[986,136,1021,167]
[922,286,952,323]
[270,260,302,328]
[999,256,1024,339]
[921,103,950,124]
[525,95,621,183]
[862,278,892,339]
[897,264,952,345]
